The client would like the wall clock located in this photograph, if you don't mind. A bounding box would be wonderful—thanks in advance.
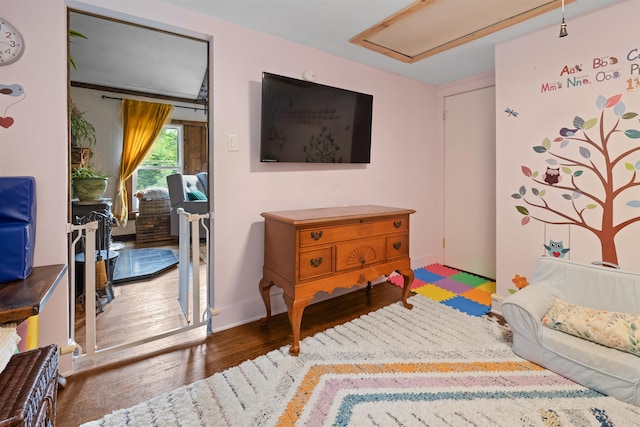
[0,17,24,65]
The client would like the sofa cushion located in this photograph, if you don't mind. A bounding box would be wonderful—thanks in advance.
[542,298,640,356]
[186,190,207,201]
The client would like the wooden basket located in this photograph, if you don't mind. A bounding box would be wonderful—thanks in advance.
[139,199,170,215]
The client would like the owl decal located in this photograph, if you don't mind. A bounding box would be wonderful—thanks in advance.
[544,240,570,258]
[543,167,561,185]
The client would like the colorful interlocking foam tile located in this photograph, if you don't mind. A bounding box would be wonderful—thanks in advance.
[388,264,496,317]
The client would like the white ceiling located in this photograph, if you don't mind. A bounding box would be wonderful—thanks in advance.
[69,0,626,100]
[69,11,208,102]
[157,0,625,85]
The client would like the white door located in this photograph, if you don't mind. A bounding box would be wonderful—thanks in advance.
[444,86,496,278]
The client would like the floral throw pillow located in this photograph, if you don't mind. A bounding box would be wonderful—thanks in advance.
[542,298,640,356]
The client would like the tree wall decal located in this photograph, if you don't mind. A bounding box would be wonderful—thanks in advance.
[512,94,640,265]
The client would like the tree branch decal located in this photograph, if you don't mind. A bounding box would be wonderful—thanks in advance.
[511,94,640,264]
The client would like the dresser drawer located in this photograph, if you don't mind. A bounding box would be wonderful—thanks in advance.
[335,237,386,271]
[299,247,333,280]
[299,216,409,248]
[386,234,408,260]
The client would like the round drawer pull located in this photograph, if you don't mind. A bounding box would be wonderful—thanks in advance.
[310,257,323,268]
[310,231,323,240]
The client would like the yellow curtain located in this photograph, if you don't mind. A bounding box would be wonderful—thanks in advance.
[113,99,174,226]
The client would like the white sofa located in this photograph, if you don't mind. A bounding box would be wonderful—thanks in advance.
[503,257,640,406]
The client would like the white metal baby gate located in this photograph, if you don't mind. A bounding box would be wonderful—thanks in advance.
[67,209,215,361]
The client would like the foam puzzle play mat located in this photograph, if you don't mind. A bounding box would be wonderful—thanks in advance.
[388,263,496,317]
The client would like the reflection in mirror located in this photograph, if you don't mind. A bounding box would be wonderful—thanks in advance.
[68,10,210,365]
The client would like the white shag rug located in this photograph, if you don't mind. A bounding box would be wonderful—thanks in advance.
[82,295,640,426]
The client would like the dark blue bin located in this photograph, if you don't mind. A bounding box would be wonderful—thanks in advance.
[0,177,36,282]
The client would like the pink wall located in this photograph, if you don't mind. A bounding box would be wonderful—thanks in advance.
[2,0,440,373]
[494,0,640,310]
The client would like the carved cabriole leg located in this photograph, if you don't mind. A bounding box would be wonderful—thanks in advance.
[283,293,314,356]
[259,278,274,327]
[398,268,415,309]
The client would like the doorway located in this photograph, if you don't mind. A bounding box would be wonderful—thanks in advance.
[443,86,496,279]
[67,9,211,367]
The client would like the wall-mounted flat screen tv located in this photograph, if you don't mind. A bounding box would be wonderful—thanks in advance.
[260,72,373,163]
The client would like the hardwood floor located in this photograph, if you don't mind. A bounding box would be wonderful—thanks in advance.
[57,269,409,426]
[72,239,206,354]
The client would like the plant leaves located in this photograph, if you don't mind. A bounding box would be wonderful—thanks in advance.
[511,193,522,199]
[622,112,638,119]
[562,194,573,200]
[516,206,529,215]
[596,95,607,109]
[613,102,626,117]
[562,167,572,175]
[519,185,526,196]
[625,163,635,171]
[521,216,530,225]
[554,137,564,142]
[626,200,640,208]
[573,116,585,129]
[586,204,597,209]
[547,158,558,165]
[636,160,640,170]
[560,139,569,148]
[532,188,540,196]
[624,129,640,139]
[583,118,598,130]
[532,171,539,178]
[572,191,582,199]
[605,94,623,108]
[539,190,546,197]
[573,170,583,177]
[521,166,532,177]
[579,146,591,158]
[533,146,548,153]
[542,138,551,149]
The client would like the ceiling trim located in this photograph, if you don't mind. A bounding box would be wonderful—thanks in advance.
[70,82,207,106]
[350,0,576,64]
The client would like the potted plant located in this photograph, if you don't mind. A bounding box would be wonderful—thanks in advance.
[71,164,108,201]
[70,101,97,168]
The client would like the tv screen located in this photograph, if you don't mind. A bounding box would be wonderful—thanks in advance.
[260,72,373,163]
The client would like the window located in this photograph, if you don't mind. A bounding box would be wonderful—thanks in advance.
[132,124,182,211]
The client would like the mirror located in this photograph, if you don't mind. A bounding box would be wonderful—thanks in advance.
[68,10,210,361]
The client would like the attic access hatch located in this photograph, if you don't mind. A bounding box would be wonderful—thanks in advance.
[350,0,575,63]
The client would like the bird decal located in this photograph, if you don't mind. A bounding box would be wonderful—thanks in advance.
[0,84,24,96]
[0,83,26,129]
[544,240,570,258]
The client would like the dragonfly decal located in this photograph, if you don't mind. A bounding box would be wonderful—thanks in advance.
[505,108,518,117]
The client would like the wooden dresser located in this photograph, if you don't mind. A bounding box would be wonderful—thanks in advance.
[259,205,415,355]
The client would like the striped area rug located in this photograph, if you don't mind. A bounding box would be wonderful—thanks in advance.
[82,294,640,426]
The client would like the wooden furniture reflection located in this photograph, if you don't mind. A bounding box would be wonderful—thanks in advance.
[259,205,415,355]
